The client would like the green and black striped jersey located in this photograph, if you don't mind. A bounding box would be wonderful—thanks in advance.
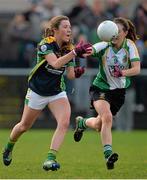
[28,36,75,96]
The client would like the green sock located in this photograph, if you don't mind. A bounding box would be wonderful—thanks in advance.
[5,139,16,151]
[104,144,112,159]
[78,118,87,129]
[47,149,57,160]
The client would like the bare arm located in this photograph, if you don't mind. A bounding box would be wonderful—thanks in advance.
[44,41,93,69]
[45,51,75,69]
[66,66,75,79]
[122,61,140,77]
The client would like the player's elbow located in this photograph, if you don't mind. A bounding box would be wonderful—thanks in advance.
[135,66,141,75]
[67,74,75,80]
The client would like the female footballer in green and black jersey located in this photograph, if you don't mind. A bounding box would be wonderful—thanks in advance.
[3,15,92,171]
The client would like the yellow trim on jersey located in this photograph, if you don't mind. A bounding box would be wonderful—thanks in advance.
[123,48,129,62]
[127,39,139,57]
[39,36,56,46]
[28,59,46,81]
[45,36,56,43]
[42,36,74,51]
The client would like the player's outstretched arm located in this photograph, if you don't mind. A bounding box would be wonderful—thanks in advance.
[45,42,92,69]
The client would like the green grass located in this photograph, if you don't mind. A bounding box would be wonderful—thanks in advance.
[0,129,147,179]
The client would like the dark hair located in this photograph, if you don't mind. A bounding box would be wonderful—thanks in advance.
[44,15,70,38]
[114,17,139,42]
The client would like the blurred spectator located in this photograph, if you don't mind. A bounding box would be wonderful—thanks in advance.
[105,0,127,19]
[132,0,147,110]
[133,0,147,68]
[67,0,90,26]
[23,1,41,22]
[76,0,109,43]
[133,0,147,42]
[23,2,43,42]
[1,14,35,67]
[40,0,63,20]
[23,0,62,42]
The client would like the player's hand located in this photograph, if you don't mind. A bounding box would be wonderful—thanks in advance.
[112,65,122,77]
[74,66,85,78]
[73,41,92,58]
[82,46,93,57]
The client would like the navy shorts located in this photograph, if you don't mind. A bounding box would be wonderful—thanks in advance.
[89,85,126,116]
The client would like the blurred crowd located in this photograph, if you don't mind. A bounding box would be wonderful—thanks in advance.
[0,0,146,68]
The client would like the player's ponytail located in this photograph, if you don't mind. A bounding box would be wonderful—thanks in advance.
[44,26,53,38]
[126,19,139,42]
[114,17,139,42]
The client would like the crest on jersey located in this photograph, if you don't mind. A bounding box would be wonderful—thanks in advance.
[40,45,48,52]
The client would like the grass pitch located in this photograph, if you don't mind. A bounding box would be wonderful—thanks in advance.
[0,129,147,179]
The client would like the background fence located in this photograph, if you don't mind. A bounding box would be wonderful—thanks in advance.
[0,68,147,130]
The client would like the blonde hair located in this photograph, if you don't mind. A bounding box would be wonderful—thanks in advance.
[44,15,70,38]
[114,17,139,42]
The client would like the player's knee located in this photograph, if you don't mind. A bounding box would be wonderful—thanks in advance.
[58,116,70,130]
[62,118,70,129]
[102,112,112,125]
[19,123,30,133]
[95,117,102,131]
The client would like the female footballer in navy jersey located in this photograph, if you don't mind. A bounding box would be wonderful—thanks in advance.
[3,15,92,171]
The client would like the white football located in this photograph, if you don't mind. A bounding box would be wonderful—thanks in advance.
[97,20,119,42]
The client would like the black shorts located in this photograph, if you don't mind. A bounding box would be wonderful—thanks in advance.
[89,85,126,116]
